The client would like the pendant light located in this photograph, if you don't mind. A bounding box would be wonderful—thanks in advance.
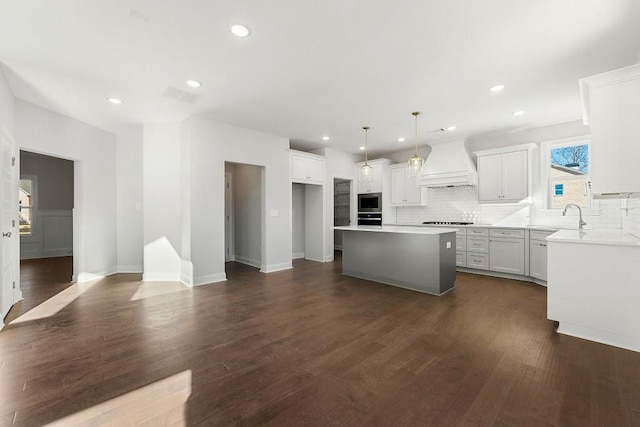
[360,126,373,182]
[407,111,424,177]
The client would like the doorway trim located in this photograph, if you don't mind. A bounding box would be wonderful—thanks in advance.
[224,172,234,262]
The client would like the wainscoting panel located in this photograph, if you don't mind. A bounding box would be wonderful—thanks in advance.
[20,210,73,259]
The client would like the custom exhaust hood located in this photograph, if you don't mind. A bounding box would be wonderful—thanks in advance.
[418,140,478,187]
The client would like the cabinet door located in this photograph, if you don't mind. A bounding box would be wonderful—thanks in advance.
[403,174,421,204]
[306,157,324,182]
[530,241,548,281]
[291,155,308,181]
[291,155,323,184]
[489,237,525,275]
[477,154,502,201]
[370,164,383,193]
[501,150,528,201]
[390,167,406,205]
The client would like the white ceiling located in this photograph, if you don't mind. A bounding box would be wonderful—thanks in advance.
[1,0,639,155]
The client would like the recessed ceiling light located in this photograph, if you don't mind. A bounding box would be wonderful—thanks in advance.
[359,146,365,151]
[447,126,457,131]
[397,137,405,142]
[107,97,123,105]
[512,110,525,116]
[322,136,330,141]
[230,24,250,38]
[186,80,201,88]
[489,84,505,93]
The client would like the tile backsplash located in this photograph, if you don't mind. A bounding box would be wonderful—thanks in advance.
[622,198,640,238]
[395,186,632,230]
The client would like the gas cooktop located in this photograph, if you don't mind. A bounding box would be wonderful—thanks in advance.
[422,221,474,225]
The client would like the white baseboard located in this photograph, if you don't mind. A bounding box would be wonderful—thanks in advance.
[193,273,227,286]
[142,272,181,282]
[225,255,236,262]
[260,262,293,273]
[304,257,324,263]
[181,260,193,287]
[76,266,118,283]
[292,252,305,259]
[117,265,143,273]
[234,255,261,269]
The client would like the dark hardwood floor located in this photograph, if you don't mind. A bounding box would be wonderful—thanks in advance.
[1,254,640,426]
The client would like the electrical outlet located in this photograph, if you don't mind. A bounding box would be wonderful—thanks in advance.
[446,241,452,249]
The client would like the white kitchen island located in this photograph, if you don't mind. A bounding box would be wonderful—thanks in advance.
[334,226,457,296]
[547,229,640,352]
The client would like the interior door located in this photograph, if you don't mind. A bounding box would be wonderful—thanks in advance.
[224,173,233,262]
[1,130,16,319]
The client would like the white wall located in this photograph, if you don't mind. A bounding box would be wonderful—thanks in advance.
[116,125,143,272]
[312,147,360,261]
[142,123,184,282]
[184,116,291,285]
[0,66,14,137]
[16,100,117,281]
[292,183,305,258]
[232,163,263,267]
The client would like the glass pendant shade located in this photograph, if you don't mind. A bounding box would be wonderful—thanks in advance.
[360,163,373,182]
[407,155,423,177]
[360,126,373,182]
[407,111,424,178]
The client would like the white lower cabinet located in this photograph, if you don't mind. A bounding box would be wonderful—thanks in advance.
[455,228,467,267]
[489,237,525,275]
[488,228,526,275]
[529,230,554,282]
[465,227,489,270]
[529,241,548,282]
[467,252,488,270]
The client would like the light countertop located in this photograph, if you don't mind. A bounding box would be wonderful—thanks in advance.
[547,229,640,247]
[393,223,559,232]
[334,225,458,235]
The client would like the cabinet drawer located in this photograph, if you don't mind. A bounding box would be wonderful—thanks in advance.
[456,251,467,267]
[530,230,556,241]
[467,227,489,237]
[490,228,525,239]
[467,252,489,270]
[456,235,467,251]
[455,228,467,236]
[467,236,489,253]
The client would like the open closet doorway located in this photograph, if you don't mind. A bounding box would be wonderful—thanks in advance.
[333,178,352,251]
[224,161,264,275]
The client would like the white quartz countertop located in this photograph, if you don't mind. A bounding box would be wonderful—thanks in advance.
[547,229,640,247]
[334,225,458,235]
[394,223,559,232]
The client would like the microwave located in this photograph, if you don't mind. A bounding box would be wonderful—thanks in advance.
[358,192,382,213]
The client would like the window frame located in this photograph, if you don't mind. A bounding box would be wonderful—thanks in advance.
[18,175,38,238]
[539,136,592,211]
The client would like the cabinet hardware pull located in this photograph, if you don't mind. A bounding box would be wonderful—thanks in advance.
[2,231,11,238]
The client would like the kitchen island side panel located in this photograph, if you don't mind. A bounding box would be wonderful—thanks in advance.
[342,230,456,295]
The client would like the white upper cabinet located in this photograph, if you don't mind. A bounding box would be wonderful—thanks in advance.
[356,159,389,193]
[390,164,426,206]
[580,63,640,195]
[291,151,324,185]
[475,145,532,203]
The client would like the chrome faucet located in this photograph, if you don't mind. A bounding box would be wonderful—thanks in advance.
[562,203,586,230]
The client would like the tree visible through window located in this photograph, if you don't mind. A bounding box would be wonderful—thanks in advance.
[19,179,34,235]
[549,143,590,209]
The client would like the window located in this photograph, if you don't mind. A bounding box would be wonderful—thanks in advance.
[548,142,590,209]
[19,178,35,235]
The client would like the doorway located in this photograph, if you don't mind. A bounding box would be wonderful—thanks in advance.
[224,162,264,272]
[333,178,352,251]
[19,150,74,261]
